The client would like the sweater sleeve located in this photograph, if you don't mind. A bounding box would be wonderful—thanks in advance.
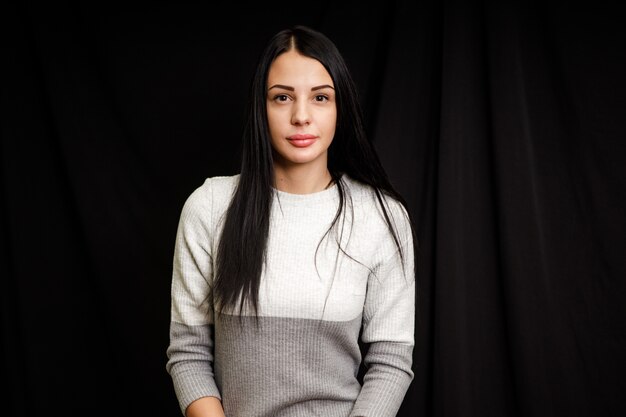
[350,202,416,417]
[166,179,221,415]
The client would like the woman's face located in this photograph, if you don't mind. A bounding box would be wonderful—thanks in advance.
[266,49,337,171]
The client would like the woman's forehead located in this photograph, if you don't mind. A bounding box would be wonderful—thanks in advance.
[267,50,333,89]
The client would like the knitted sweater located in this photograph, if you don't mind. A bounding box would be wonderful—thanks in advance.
[166,174,415,417]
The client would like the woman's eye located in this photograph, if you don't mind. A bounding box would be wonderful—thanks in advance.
[274,94,290,102]
[314,95,329,102]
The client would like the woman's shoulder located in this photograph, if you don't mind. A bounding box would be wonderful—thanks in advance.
[186,172,239,198]
[203,173,240,197]
[343,175,407,215]
[180,173,240,222]
[342,175,412,242]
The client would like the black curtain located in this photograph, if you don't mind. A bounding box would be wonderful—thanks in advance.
[2,1,624,416]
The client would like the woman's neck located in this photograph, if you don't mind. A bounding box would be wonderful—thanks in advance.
[273,163,333,194]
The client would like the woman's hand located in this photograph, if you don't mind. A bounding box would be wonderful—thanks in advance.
[185,396,225,417]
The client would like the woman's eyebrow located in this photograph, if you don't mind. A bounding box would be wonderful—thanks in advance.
[267,84,335,91]
[311,84,334,91]
[268,84,294,91]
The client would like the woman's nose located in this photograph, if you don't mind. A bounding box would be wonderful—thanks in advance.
[291,102,311,125]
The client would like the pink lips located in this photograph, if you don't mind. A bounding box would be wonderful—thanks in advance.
[287,134,317,147]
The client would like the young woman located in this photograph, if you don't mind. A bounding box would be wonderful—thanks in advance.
[166,25,416,417]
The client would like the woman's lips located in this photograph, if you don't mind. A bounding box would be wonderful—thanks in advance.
[287,134,317,147]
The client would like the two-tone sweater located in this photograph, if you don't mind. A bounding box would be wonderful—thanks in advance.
[166,174,415,417]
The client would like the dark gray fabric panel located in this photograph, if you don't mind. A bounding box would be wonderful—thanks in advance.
[166,322,221,414]
[215,314,363,416]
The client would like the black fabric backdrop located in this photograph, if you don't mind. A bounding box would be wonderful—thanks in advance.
[2,2,625,417]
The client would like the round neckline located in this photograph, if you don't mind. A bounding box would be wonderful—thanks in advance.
[272,175,343,205]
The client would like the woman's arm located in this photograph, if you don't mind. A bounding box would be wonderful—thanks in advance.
[350,203,416,417]
[166,179,223,415]
[186,396,226,417]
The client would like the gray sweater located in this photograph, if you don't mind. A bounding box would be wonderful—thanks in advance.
[166,174,415,416]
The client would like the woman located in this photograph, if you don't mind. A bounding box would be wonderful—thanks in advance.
[166,25,416,417]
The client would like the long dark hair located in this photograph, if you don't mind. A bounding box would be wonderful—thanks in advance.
[213,25,416,316]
